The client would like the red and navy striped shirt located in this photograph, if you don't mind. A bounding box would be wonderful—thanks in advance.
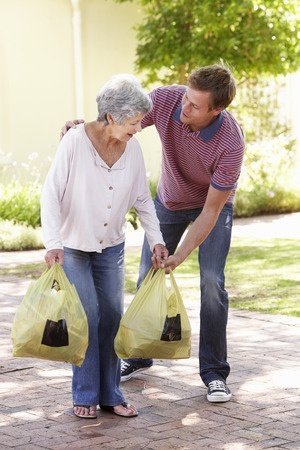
[142,85,245,210]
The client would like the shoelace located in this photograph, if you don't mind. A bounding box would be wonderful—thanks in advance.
[208,380,226,391]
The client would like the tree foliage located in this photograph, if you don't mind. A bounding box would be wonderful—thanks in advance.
[114,0,300,84]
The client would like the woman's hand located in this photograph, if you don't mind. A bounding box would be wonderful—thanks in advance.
[45,249,64,268]
[60,119,84,140]
[151,244,168,269]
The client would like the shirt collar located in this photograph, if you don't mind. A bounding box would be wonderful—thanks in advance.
[95,155,125,170]
[172,105,224,142]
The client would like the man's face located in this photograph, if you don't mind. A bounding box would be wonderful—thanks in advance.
[180,87,223,132]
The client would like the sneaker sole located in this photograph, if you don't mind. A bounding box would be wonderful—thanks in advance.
[207,393,232,403]
[121,366,152,382]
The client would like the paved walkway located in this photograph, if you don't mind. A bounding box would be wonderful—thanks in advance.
[0,213,300,449]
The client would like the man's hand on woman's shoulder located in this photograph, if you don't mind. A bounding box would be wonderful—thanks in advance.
[60,119,85,140]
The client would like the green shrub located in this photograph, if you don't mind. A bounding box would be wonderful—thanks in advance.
[234,132,300,217]
[126,209,138,230]
[126,179,158,229]
[231,76,300,217]
[0,181,41,228]
[0,220,43,251]
[235,187,300,217]
[149,179,158,199]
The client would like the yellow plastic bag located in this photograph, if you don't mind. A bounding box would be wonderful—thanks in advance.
[11,263,88,367]
[114,269,191,359]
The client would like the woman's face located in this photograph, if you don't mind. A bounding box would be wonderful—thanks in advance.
[111,113,145,141]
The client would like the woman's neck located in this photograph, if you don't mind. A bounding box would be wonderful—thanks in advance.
[84,121,126,168]
[86,121,119,146]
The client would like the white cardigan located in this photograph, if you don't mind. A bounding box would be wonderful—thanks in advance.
[41,124,164,253]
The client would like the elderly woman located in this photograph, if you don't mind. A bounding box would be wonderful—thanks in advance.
[41,74,168,419]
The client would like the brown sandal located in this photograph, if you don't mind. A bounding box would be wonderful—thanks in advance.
[100,401,138,417]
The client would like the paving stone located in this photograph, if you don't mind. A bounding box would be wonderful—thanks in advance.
[1,434,32,448]
[15,446,48,450]
[254,437,293,448]
[105,436,151,448]
[280,442,300,449]
[1,223,300,450]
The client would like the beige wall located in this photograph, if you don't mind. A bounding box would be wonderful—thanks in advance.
[0,0,75,169]
[0,0,161,180]
[80,0,162,180]
[81,0,140,119]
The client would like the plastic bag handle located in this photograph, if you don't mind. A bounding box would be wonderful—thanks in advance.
[168,270,184,304]
[143,267,156,286]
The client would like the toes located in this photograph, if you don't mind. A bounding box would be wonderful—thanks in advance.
[74,406,96,417]
[114,404,137,416]
[74,406,87,416]
[126,405,137,416]
[89,406,97,416]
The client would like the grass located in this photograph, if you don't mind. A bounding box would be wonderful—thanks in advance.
[123,237,300,318]
[1,237,299,318]
[227,237,300,317]
[0,262,46,279]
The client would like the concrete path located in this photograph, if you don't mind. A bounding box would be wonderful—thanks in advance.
[0,213,300,449]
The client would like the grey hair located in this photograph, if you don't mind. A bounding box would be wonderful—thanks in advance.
[96,74,152,124]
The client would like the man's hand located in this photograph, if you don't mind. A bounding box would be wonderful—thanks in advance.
[161,254,182,273]
[60,119,84,140]
[45,249,64,268]
[151,244,168,269]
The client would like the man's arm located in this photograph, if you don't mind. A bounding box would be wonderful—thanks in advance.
[162,185,232,271]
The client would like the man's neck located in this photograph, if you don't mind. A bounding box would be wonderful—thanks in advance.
[189,114,220,132]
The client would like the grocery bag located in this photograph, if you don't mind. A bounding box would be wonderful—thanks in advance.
[114,269,191,359]
[11,263,88,367]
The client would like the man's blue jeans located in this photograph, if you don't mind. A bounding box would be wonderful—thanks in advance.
[63,244,125,406]
[127,196,233,386]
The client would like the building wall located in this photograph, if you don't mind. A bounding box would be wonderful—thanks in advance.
[81,0,139,119]
[79,0,162,180]
[0,0,162,181]
[0,0,75,169]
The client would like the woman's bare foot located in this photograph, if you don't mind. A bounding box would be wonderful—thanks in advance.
[100,401,138,417]
[113,403,138,417]
[73,404,97,419]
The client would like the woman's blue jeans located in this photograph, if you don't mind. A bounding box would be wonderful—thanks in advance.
[130,196,233,386]
[63,243,125,406]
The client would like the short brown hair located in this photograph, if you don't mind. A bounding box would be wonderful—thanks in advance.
[188,64,236,110]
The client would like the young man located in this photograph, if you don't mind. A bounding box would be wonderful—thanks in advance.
[121,64,245,403]
[62,64,245,403]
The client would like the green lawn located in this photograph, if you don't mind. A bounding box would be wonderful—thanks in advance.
[227,237,300,317]
[2,237,299,317]
[124,237,300,318]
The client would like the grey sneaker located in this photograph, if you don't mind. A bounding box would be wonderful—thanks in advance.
[207,380,232,403]
[120,360,153,382]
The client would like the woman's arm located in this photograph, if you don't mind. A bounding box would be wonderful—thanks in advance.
[41,134,73,264]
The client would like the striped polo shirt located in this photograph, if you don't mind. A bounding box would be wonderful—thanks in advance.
[142,85,245,210]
